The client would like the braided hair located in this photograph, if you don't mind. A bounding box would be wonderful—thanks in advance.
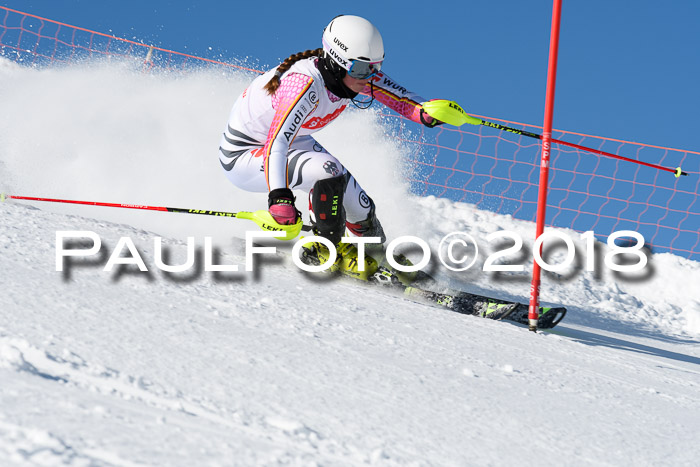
[263,48,324,95]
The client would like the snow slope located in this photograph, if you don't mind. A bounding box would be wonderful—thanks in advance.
[1,58,699,466]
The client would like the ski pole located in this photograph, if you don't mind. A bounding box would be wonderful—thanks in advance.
[421,100,688,177]
[1,193,311,240]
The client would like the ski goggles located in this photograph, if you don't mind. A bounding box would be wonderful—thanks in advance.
[347,59,382,80]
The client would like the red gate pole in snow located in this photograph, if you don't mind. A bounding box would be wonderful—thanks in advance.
[528,0,563,332]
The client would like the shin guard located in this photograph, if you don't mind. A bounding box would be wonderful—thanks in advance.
[309,174,348,244]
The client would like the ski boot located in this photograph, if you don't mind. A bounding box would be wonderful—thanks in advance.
[345,203,386,243]
[300,240,379,281]
[368,266,402,287]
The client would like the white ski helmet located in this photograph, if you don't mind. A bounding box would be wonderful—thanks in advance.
[322,15,384,79]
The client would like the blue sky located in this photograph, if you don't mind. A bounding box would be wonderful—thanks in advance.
[2,0,699,153]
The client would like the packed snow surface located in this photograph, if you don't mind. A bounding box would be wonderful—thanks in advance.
[1,58,699,465]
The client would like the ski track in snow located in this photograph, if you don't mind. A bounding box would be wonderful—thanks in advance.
[1,58,699,466]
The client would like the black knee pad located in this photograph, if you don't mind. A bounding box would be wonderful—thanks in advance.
[310,174,348,244]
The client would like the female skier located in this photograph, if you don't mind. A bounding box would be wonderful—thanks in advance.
[218,15,442,275]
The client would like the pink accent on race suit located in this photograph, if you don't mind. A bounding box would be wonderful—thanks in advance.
[265,71,349,143]
[270,72,313,110]
[264,73,314,187]
[265,73,314,153]
[326,88,343,103]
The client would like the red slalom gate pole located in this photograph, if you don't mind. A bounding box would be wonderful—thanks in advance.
[529,0,563,332]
